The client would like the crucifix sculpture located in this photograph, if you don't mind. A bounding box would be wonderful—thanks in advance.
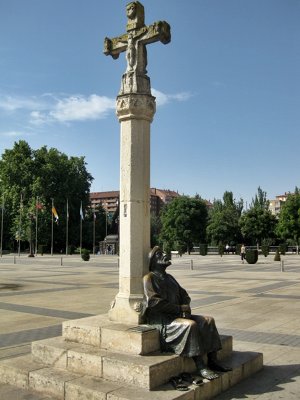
[103,2,171,324]
[104,1,170,95]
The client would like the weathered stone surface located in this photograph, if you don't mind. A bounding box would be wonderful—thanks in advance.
[0,347,263,399]
[62,314,109,346]
[29,367,82,399]
[106,385,195,400]
[193,351,263,400]
[63,315,161,355]
[67,344,104,377]
[109,111,152,325]
[0,354,44,389]
[101,323,160,355]
[0,383,53,399]
[32,336,77,368]
[105,2,169,325]
[63,315,233,358]
[116,94,156,122]
[65,376,122,400]
[102,351,183,390]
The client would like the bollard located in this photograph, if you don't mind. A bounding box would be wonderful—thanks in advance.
[61,257,63,266]
[14,256,16,264]
[190,259,193,270]
[117,258,119,268]
[281,260,284,272]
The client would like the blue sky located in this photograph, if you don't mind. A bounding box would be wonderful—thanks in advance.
[0,0,299,206]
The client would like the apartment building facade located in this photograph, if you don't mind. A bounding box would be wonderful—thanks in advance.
[90,188,180,216]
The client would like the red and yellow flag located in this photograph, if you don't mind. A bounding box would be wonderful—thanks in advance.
[52,206,59,222]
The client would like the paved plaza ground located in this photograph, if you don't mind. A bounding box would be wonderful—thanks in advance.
[0,253,299,399]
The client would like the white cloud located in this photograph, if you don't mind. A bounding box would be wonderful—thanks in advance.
[49,94,115,122]
[29,94,116,125]
[0,95,44,112]
[152,89,192,106]
[1,90,191,128]
[0,130,33,137]
[29,111,50,126]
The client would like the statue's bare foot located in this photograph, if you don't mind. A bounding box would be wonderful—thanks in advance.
[198,368,219,380]
[208,359,232,372]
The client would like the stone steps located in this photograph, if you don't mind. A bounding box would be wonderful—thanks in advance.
[0,350,263,400]
[0,383,54,400]
[0,314,263,399]
[30,335,233,389]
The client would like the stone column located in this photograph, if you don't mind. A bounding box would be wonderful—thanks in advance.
[108,93,156,324]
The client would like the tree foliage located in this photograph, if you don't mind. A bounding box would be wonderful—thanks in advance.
[159,196,208,253]
[276,188,300,245]
[239,187,277,245]
[0,140,95,252]
[206,191,243,245]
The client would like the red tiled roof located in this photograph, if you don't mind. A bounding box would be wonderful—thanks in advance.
[90,191,120,199]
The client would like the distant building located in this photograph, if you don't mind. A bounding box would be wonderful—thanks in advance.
[90,191,120,214]
[269,192,292,215]
[150,188,180,215]
[90,188,180,216]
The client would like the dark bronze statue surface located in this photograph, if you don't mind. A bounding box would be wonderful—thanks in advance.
[143,246,232,380]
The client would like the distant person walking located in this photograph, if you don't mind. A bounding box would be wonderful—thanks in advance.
[241,244,246,263]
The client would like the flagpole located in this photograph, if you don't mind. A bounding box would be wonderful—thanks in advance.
[0,196,4,257]
[51,198,54,256]
[18,194,23,257]
[35,197,38,256]
[66,198,69,255]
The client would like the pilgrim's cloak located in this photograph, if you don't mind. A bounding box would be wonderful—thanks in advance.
[143,271,222,357]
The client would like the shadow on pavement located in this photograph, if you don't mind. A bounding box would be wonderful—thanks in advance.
[215,364,300,399]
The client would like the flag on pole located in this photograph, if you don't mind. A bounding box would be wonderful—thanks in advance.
[52,206,59,222]
[80,202,84,220]
[66,199,69,220]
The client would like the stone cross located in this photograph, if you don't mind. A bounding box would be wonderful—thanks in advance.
[104,1,170,95]
[103,2,171,324]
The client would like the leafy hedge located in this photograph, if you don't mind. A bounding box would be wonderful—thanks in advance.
[81,248,90,261]
[245,249,258,264]
[200,244,208,256]
[278,244,287,255]
[261,245,269,257]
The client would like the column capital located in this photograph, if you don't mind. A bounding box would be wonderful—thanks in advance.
[116,93,156,122]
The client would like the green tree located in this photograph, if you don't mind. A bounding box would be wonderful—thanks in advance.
[206,191,243,245]
[151,215,161,247]
[81,204,107,251]
[239,187,277,246]
[276,188,300,253]
[159,196,208,254]
[0,141,93,252]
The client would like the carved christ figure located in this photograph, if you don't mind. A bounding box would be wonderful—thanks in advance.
[104,1,171,79]
[123,30,148,75]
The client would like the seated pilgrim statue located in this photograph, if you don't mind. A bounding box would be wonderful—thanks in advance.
[143,246,232,380]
